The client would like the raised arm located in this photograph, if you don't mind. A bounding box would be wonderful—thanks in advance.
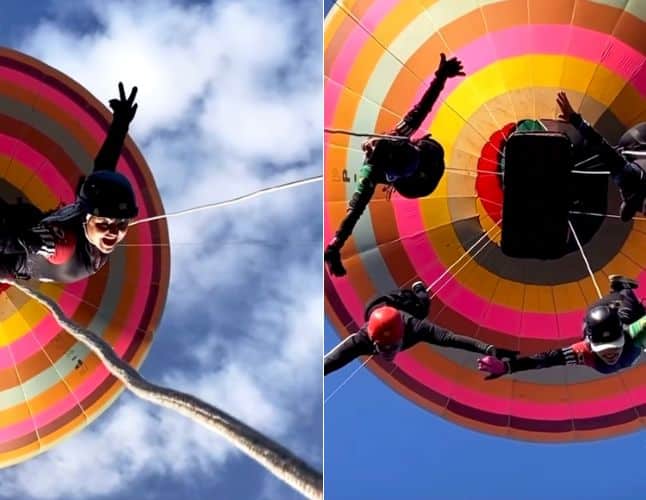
[93,82,138,173]
[393,53,464,137]
[556,91,625,172]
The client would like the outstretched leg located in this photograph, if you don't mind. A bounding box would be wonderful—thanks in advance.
[324,333,373,375]
[609,274,639,292]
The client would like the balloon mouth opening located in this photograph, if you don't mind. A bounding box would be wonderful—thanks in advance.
[477,119,610,260]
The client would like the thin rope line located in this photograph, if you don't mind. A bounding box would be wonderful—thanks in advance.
[324,128,408,140]
[4,279,322,499]
[569,210,646,221]
[332,2,503,157]
[426,220,501,293]
[568,220,602,299]
[574,154,601,168]
[324,355,373,404]
[571,170,610,175]
[446,168,502,176]
[430,227,502,300]
[129,176,321,227]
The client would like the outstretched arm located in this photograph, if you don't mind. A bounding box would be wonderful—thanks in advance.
[412,321,493,354]
[394,53,464,137]
[93,82,138,173]
[324,333,374,376]
[479,341,589,379]
[325,165,379,277]
[556,91,625,172]
[0,225,55,260]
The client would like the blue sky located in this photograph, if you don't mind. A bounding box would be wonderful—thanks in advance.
[325,320,646,500]
[323,1,646,499]
[0,1,321,499]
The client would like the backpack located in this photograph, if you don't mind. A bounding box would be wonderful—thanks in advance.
[364,288,430,321]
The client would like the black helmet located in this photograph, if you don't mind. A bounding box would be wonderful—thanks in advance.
[393,137,445,199]
[78,171,138,219]
[369,139,420,181]
[583,304,625,352]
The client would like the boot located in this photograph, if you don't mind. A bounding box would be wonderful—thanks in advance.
[609,274,639,292]
[411,281,427,295]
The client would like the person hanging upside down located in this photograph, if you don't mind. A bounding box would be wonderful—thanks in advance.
[556,92,646,221]
[478,275,646,379]
[0,82,139,283]
[325,280,518,375]
[324,53,465,277]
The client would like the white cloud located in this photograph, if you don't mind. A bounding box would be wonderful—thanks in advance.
[0,265,321,499]
[1,396,231,499]
[1,0,322,498]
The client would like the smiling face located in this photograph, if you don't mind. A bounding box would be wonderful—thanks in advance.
[596,346,623,365]
[83,215,129,254]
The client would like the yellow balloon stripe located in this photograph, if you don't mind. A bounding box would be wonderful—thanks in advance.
[0,284,63,347]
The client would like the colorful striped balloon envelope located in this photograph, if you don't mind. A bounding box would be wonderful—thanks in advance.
[324,0,646,441]
[0,48,170,463]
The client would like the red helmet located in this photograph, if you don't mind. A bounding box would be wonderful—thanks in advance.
[367,306,404,345]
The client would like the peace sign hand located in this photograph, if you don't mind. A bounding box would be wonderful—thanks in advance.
[109,82,138,125]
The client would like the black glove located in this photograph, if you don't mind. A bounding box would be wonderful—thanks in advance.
[109,82,138,126]
[435,53,465,80]
[486,345,520,360]
[325,244,346,277]
[22,225,56,259]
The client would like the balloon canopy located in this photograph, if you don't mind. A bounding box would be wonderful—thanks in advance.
[0,48,169,464]
[324,0,646,441]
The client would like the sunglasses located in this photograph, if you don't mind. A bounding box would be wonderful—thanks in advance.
[91,218,130,232]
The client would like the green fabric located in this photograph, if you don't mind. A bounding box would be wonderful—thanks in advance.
[628,315,646,347]
[356,163,374,194]
[516,119,547,132]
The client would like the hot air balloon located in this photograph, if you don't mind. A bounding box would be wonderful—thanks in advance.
[0,48,170,464]
[324,0,646,441]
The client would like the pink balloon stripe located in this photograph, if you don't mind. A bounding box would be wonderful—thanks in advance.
[326,21,644,337]
[0,62,156,219]
[325,19,644,130]
[325,0,400,119]
[0,271,150,443]
[0,364,112,443]
[397,351,645,420]
[0,133,74,202]
[408,25,644,134]
[0,66,106,158]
